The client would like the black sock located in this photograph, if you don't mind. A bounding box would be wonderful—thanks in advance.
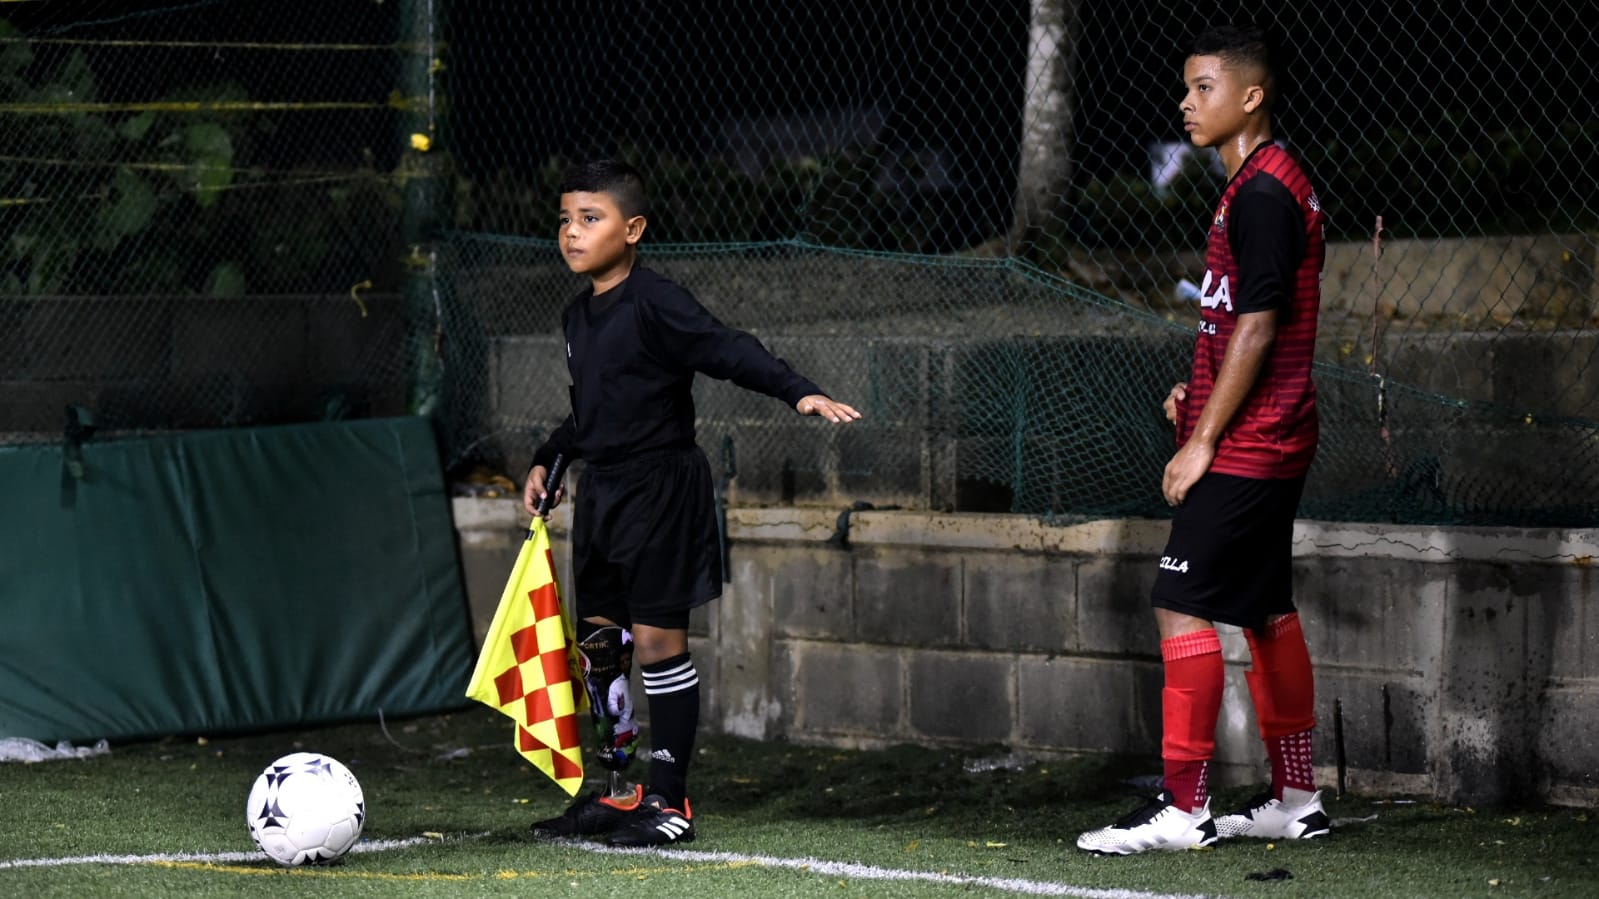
[641,652,699,809]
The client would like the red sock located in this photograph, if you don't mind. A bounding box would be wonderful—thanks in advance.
[1160,629,1223,813]
[1244,613,1318,798]
[1269,731,1316,798]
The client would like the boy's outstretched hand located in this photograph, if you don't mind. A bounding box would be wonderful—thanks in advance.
[796,395,862,423]
[522,464,565,518]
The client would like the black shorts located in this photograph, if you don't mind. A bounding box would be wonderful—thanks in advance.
[1150,472,1306,630]
[570,446,721,630]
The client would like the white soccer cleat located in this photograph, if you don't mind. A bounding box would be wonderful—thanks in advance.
[1215,789,1331,840]
[1076,792,1218,855]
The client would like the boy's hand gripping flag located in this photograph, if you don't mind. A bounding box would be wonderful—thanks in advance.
[465,456,587,796]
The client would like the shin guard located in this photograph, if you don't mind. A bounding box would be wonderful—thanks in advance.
[1245,613,1318,796]
[1160,629,1225,761]
[1243,613,1317,740]
[1160,629,1224,812]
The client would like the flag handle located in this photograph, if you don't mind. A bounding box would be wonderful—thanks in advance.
[531,451,624,798]
[533,453,569,522]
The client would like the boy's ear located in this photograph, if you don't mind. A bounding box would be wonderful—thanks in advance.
[1243,84,1266,115]
[625,215,648,245]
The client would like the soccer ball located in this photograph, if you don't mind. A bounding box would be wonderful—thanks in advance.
[245,752,366,866]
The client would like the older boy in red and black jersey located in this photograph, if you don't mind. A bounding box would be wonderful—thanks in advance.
[1077,24,1331,855]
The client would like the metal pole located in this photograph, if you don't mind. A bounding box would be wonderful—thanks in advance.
[400,0,448,417]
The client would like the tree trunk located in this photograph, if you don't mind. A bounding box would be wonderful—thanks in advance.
[1009,0,1082,255]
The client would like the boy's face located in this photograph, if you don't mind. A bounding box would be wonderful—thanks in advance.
[558,190,645,279]
[1179,54,1263,149]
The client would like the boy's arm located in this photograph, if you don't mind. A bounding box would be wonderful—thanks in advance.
[532,301,582,472]
[646,284,823,409]
[524,415,577,517]
[1161,310,1276,505]
[532,414,576,472]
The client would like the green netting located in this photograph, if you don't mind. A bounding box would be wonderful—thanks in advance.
[3,1,1597,525]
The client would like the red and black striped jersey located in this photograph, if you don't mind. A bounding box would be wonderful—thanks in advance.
[1177,141,1325,479]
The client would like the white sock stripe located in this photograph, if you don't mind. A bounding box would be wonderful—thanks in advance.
[641,660,695,682]
[643,670,697,687]
[643,668,698,688]
[642,661,699,694]
[643,672,700,695]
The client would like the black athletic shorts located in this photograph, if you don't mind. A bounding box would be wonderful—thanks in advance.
[570,445,722,630]
[1150,472,1306,630]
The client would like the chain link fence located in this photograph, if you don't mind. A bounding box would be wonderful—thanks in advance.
[0,2,412,442]
[4,1,1597,525]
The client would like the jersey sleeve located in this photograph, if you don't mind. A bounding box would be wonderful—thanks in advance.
[643,282,824,409]
[1227,175,1306,315]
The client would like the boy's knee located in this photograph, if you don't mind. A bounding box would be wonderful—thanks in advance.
[630,624,688,665]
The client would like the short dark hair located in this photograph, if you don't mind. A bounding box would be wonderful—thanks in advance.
[1191,24,1278,108]
[558,159,649,219]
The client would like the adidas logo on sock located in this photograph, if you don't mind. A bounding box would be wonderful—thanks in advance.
[648,748,676,763]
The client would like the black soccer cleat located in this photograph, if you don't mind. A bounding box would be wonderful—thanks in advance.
[530,784,643,838]
[607,795,696,847]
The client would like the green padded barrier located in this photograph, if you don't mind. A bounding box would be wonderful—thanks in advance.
[0,416,474,743]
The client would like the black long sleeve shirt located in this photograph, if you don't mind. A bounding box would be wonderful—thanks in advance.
[532,266,824,469]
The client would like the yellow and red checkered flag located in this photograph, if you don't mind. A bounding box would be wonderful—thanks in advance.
[465,503,587,796]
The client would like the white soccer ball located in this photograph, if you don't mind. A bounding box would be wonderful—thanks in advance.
[246,752,366,866]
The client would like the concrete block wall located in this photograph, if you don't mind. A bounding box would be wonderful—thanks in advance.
[454,497,1599,807]
[1320,233,1596,328]
[0,294,407,436]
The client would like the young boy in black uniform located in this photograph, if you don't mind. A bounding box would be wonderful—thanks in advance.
[522,159,861,847]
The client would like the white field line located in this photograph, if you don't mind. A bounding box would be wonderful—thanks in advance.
[574,842,1219,899]
[0,836,434,870]
[1,836,1222,899]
